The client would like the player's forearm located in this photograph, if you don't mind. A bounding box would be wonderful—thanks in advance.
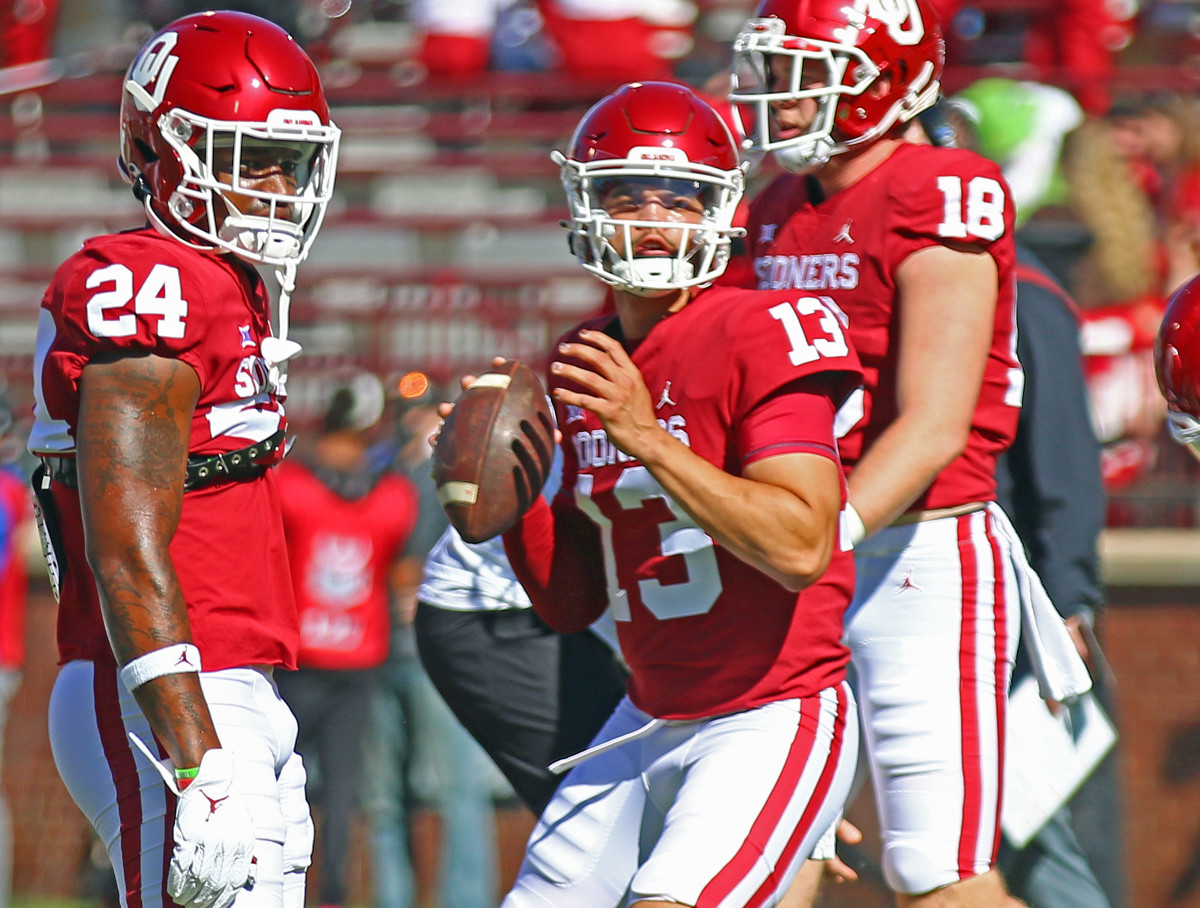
[77,353,218,767]
[638,433,835,591]
[847,412,968,534]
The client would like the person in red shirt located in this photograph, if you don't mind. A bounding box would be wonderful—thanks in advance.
[0,399,30,908]
[274,372,418,908]
[728,2,1091,906]
[491,80,863,907]
[26,12,339,908]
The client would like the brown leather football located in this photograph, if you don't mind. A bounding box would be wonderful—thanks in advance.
[432,360,556,544]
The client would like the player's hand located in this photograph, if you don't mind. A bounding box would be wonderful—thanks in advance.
[826,819,862,883]
[168,749,257,908]
[552,329,659,457]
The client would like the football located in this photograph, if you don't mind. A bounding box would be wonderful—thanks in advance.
[432,360,556,544]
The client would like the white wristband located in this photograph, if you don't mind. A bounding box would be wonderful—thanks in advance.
[844,503,867,548]
[119,643,203,693]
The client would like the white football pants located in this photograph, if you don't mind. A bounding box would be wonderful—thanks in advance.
[49,661,313,908]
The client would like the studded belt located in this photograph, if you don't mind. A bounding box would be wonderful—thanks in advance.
[41,429,286,492]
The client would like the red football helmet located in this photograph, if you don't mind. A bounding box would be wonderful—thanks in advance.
[555,81,745,294]
[730,0,944,171]
[118,11,340,268]
[1156,273,1200,457]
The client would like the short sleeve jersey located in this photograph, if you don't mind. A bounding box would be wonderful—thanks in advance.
[30,227,298,670]
[277,460,418,671]
[744,143,1021,510]
[552,283,863,719]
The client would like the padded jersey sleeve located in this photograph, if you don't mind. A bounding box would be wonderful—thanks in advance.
[726,289,863,418]
[886,146,1015,274]
[53,234,211,384]
[739,384,839,469]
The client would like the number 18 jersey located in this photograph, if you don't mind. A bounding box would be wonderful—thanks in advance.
[745,143,1021,510]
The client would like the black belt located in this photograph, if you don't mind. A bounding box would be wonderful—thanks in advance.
[41,429,286,492]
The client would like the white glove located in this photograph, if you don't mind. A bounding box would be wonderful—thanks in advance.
[167,748,257,908]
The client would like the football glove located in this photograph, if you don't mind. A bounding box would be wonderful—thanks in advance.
[167,748,257,908]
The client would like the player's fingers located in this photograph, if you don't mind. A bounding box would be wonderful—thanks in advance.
[553,386,610,419]
[551,359,617,399]
[837,819,863,845]
[577,327,634,367]
[827,855,859,883]
[557,340,621,381]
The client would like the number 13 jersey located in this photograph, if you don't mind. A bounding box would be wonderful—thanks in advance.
[548,284,862,720]
[745,143,1021,511]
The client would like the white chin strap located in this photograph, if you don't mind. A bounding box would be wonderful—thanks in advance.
[774,136,835,174]
[610,257,696,295]
[260,261,303,395]
[218,211,304,262]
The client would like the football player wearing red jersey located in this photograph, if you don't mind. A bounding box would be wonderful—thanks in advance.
[729,2,1090,907]
[494,81,863,908]
[1155,272,1200,456]
[27,12,339,908]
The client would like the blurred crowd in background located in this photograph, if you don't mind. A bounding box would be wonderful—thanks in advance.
[3,0,1200,903]
[3,0,1200,523]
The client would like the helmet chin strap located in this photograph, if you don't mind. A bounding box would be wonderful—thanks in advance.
[774,137,834,174]
[610,257,696,294]
[261,261,302,394]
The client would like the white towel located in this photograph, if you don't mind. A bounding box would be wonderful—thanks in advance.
[989,503,1094,702]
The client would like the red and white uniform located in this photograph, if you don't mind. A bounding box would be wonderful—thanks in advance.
[31,227,311,908]
[746,143,1021,506]
[502,284,862,906]
[276,460,417,670]
[744,143,1026,893]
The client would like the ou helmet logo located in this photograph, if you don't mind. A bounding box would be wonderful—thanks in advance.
[126,31,180,112]
[861,0,925,45]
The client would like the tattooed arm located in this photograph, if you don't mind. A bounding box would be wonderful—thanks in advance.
[76,352,220,768]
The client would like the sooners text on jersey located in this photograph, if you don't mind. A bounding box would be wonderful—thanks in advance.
[553,284,862,719]
[30,227,297,670]
[744,143,1021,510]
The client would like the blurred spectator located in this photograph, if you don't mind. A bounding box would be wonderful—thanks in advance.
[1024,0,1137,116]
[939,0,1135,116]
[408,0,696,80]
[1062,97,1182,492]
[538,0,696,81]
[1106,92,1200,295]
[362,377,503,908]
[409,0,502,76]
[953,78,1084,226]
[275,372,420,908]
[0,397,30,908]
[0,0,60,65]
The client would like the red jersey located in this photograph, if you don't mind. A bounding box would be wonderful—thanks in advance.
[0,470,28,671]
[506,284,863,720]
[30,227,298,671]
[743,143,1021,511]
[277,460,417,671]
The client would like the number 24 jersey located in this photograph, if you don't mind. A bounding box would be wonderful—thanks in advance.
[30,227,297,671]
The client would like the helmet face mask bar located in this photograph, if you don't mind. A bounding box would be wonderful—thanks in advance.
[154,108,339,267]
[729,0,944,173]
[119,10,341,270]
[559,156,744,295]
[555,81,746,297]
[731,18,880,170]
